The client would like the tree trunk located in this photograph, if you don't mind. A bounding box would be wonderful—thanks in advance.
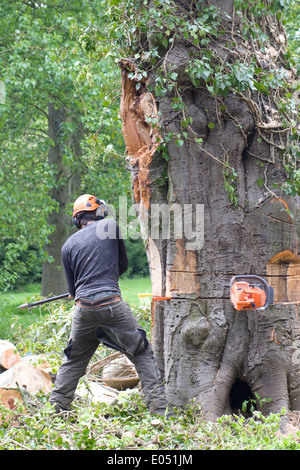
[119,0,300,421]
[41,103,82,296]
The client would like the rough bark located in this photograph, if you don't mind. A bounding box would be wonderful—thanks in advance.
[41,103,82,296]
[119,1,300,421]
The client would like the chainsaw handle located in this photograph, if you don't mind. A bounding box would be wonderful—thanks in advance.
[230,275,273,310]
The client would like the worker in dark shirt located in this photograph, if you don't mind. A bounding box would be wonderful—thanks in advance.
[50,194,169,416]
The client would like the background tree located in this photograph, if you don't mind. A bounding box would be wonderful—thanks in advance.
[106,0,300,422]
[0,1,132,293]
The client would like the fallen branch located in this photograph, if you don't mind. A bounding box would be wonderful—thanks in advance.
[88,352,123,374]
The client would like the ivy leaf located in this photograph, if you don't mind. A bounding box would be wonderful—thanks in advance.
[253,80,269,95]
[257,178,264,187]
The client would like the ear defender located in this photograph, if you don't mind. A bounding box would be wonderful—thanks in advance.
[95,199,108,219]
[73,215,80,229]
[72,195,108,229]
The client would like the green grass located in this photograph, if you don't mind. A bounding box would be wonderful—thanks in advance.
[119,276,152,305]
[0,283,44,340]
[0,277,152,341]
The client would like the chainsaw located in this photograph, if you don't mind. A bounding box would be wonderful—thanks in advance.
[230,275,274,311]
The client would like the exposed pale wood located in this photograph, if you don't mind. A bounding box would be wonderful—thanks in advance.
[119,58,161,210]
[0,362,52,394]
[287,263,300,302]
[266,263,288,302]
[76,381,119,406]
[21,354,51,374]
[166,239,199,297]
[266,250,300,302]
[0,388,24,409]
[0,341,20,370]
[89,352,123,374]
[0,387,25,423]
[148,239,162,297]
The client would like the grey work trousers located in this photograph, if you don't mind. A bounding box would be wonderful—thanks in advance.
[50,299,168,415]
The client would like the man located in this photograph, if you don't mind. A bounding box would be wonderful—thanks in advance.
[50,194,169,416]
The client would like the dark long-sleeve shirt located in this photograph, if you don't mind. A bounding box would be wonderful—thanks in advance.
[61,218,128,300]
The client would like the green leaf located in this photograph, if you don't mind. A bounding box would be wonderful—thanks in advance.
[257,178,264,187]
[253,80,269,95]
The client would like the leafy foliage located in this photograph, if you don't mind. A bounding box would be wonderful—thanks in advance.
[0,1,131,291]
[1,395,299,450]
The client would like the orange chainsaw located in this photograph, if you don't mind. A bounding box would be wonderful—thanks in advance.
[230,275,273,311]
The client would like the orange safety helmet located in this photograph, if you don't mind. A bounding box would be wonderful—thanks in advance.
[72,194,107,228]
[73,194,101,218]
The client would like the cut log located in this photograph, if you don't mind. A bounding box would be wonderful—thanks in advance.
[20,355,55,383]
[0,340,20,370]
[0,387,25,424]
[0,387,24,409]
[0,362,52,394]
[102,355,139,391]
[21,354,52,373]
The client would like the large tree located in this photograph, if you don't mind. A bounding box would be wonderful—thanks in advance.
[0,1,128,293]
[115,0,300,422]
